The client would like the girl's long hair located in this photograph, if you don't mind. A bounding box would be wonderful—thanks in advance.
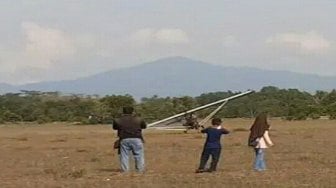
[248,113,270,143]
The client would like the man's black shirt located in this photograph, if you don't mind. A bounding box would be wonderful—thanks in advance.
[113,115,147,140]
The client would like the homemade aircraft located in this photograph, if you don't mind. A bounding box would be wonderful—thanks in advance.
[148,90,253,132]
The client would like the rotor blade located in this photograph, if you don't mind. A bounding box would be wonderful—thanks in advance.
[147,90,253,127]
[199,100,228,126]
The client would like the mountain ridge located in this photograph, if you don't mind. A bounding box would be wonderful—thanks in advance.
[1,57,335,97]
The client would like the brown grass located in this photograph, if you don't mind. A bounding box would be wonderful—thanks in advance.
[0,119,335,187]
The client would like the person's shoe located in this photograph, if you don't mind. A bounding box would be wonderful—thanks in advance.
[254,168,265,172]
[195,169,206,173]
[206,169,216,173]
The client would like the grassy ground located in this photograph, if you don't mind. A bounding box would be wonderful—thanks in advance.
[0,119,335,188]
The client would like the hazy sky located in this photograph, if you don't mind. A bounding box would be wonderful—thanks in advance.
[1,0,335,84]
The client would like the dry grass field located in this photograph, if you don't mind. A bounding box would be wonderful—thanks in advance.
[0,119,335,188]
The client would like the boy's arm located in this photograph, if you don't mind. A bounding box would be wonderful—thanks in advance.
[221,127,230,134]
[112,119,119,130]
[200,127,208,133]
[140,120,147,129]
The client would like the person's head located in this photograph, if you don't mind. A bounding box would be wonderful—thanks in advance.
[253,113,269,129]
[211,118,222,126]
[122,106,134,115]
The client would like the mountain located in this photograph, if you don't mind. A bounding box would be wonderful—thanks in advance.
[2,57,336,97]
[0,83,16,94]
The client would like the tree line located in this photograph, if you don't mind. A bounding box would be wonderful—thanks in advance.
[0,86,335,124]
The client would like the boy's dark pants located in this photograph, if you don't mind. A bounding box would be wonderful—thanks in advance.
[198,147,221,171]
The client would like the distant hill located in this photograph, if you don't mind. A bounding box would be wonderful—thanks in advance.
[0,83,15,94]
[2,57,336,97]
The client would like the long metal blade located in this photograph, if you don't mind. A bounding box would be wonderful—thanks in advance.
[199,100,228,126]
[147,90,253,127]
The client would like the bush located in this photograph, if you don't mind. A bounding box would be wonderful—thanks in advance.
[293,113,308,120]
[3,111,22,122]
[285,116,294,121]
[329,114,336,120]
[37,116,51,124]
[309,113,320,120]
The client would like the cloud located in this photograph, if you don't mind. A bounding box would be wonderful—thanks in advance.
[266,31,331,54]
[131,28,155,43]
[222,35,238,48]
[155,29,189,44]
[21,22,76,67]
[131,28,189,44]
[0,22,102,84]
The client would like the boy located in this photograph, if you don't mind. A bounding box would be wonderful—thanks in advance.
[196,118,230,173]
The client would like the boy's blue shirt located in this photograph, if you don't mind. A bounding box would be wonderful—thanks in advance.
[201,127,230,149]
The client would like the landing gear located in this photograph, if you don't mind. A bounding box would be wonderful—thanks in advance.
[183,122,201,133]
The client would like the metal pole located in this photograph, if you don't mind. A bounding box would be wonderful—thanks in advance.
[147,90,253,127]
[199,100,228,126]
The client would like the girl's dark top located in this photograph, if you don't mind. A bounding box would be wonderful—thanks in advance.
[201,127,230,149]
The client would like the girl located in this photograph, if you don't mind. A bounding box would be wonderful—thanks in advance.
[248,113,274,171]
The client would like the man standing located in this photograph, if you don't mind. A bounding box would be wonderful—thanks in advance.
[113,106,147,173]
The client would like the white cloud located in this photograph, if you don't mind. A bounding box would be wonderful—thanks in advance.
[0,22,102,84]
[222,35,238,48]
[21,22,76,67]
[266,31,331,54]
[155,29,189,44]
[131,28,156,43]
[131,28,189,44]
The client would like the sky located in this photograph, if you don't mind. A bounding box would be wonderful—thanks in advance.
[0,0,335,84]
